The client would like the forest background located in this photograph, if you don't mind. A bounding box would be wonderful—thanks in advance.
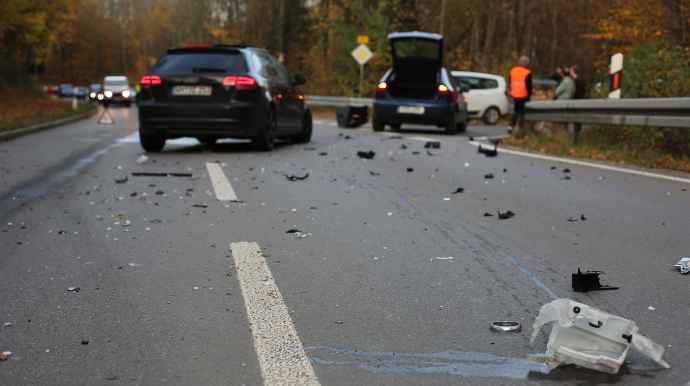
[1,0,689,99]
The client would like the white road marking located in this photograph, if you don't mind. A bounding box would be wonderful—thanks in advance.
[205,162,238,201]
[409,136,439,142]
[313,119,326,125]
[468,140,690,184]
[328,122,338,127]
[230,242,321,386]
[376,132,438,142]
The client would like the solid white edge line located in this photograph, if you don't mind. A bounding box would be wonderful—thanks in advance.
[230,242,321,386]
[467,140,690,184]
[205,162,239,201]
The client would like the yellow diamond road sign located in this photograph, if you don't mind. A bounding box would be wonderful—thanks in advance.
[351,44,373,65]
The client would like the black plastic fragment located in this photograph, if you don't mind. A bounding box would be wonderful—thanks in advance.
[115,177,128,184]
[407,168,414,172]
[400,144,408,149]
[622,334,632,343]
[498,210,515,219]
[581,214,587,221]
[389,136,403,140]
[369,171,380,176]
[192,204,208,208]
[357,151,375,159]
[283,173,309,181]
[132,172,193,177]
[424,141,440,149]
[303,147,316,151]
[285,229,301,233]
[412,151,420,154]
[484,213,493,217]
[503,168,507,173]
[82,340,89,345]
[485,173,494,179]
[451,187,465,194]
[561,176,571,180]
[572,268,619,292]
[550,166,556,170]
[563,168,571,173]
[427,150,434,156]
[588,321,603,328]
[319,152,328,156]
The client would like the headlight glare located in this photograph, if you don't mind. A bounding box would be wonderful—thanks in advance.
[122,90,130,98]
[105,91,113,98]
[97,94,104,100]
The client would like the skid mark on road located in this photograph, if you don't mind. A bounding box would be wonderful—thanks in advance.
[230,242,321,386]
[305,346,549,379]
[496,251,559,300]
[205,162,238,201]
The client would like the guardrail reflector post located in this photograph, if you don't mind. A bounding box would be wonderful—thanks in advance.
[609,53,623,99]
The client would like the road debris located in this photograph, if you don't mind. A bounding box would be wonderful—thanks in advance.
[115,177,128,184]
[427,150,435,156]
[303,147,316,151]
[560,176,571,180]
[334,321,344,324]
[567,217,578,222]
[485,173,494,179]
[132,172,192,177]
[136,154,149,164]
[477,144,497,157]
[563,168,571,173]
[369,171,380,176]
[648,306,656,311]
[572,268,618,292]
[283,173,309,181]
[451,188,464,194]
[424,141,440,149]
[484,213,493,217]
[490,321,521,332]
[81,340,89,345]
[550,166,556,170]
[128,263,140,267]
[191,204,208,208]
[357,151,375,159]
[498,210,515,219]
[443,198,451,201]
[3,323,10,328]
[319,152,328,156]
[111,265,123,269]
[67,287,81,292]
[580,214,587,221]
[407,168,414,172]
[400,144,408,149]
[0,352,8,361]
[674,257,690,274]
[434,257,453,260]
[529,298,670,373]
[286,229,301,233]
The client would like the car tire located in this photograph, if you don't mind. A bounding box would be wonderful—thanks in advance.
[253,106,277,151]
[125,101,131,108]
[140,133,165,152]
[293,109,312,143]
[372,119,384,132]
[457,112,468,133]
[482,106,500,125]
[197,137,217,146]
[445,112,458,135]
[390,123,401,131]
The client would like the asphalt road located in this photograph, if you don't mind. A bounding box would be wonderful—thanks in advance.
[1,106,688,385]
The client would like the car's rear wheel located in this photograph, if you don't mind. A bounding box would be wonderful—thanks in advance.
[445,112,458,135]
[292,108,312,143]
[483,106,500,125]
[197,137,217,146]
[372,119,384,132]
[253,106,277,151]
[140,132,166,152]
[457,112,468,133]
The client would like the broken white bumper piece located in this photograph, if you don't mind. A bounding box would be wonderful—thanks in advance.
[529,299,670,374]
[675,257,689,274]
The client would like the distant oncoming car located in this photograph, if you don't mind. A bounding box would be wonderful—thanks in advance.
[58,84,73,97]
[89,84,103,101]
[74,86,89,100]
[451,71,509,125]
[137,44,311,152]
[102,76,132,107]
[373,32,468,134]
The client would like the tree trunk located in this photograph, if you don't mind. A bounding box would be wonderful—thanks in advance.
[550,0,558,70]
[470,7,484,70]
[483,0,499,70]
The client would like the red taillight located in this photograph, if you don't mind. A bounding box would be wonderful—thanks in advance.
[140,75,161,89]
[223,76,257,90]
[438,84,456,101]
[377,82,387,92]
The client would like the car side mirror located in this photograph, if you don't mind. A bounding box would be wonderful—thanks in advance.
[293,74,308,86]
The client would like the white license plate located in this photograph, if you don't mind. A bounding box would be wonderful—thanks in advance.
[173,85,212,96]
[398,105,425,114]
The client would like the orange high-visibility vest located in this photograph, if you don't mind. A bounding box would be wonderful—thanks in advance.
[510,66,531,99]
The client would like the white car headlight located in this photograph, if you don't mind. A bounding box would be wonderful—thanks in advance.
[105,91,113,98]
[90,93,96,98]
[122,90,130,98]
[98,94,104,100]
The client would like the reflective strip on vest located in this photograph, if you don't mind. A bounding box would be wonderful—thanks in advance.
[510,66,531,99]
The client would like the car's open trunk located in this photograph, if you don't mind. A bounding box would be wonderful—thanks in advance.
[387,64,439,100]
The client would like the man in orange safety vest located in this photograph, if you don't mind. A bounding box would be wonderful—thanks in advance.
[508,56,532,134]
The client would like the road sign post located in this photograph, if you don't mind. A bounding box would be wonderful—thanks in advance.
[609,53,623,99]
[351,43,373,98]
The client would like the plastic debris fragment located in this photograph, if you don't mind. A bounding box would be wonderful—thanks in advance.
[136,154,149,164]
[68,287,81,292]
[580,214,586,221]
[478,144,498,157]
[82,340,89,345]
[115,177,128,184]
[674,257,690,274]
[490,321,521,332]
[283,173,309,181]
[485,173,494,179]
[285,229,301,233]
[407,168,414,172]
[132,172,192,177]
[192,204,208,208]
[451,188,464,194]
[498,210,515,219]
[400,144,408,149]
[484,213,493,217]
[427,150,434,156]
[111,265,123,269]
[550,166,556,170]
[560,176,571,180]
[572,268,618,292]
[357,151,375,159]
[128,263,140,267]
[319,152,328,156]
[434,257,453,260]
[370,171,380,176]
[3,323,11,328]
[563,168,571,173]
[424,141,440,149]
[567,217,578,222]
[529,298,670,373]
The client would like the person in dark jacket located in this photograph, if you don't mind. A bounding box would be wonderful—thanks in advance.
[508,56,533,134]
[571,65,586,99]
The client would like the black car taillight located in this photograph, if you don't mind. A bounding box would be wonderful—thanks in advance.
[140,75,161,89]
[223,76,257,90]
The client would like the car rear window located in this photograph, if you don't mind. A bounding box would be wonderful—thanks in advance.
[392,39,440,61]
[153,52,248,73]
[456,76,499,90]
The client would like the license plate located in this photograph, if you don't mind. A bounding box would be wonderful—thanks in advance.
[173,85,212,96]
[398,105,424,114]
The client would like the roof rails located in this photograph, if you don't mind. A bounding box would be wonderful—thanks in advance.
[167,44,256,53]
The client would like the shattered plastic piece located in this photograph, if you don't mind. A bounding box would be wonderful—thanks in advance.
[155,190,165,195]
[82,340,89,345]
[550,166,556,170]
[68,287,81,292]
[485,173,494,179]
[427,150,435,156]
[561,176,571,180]
[400,144,408,149]
[490,321,521,332]
[111,265,123,269]
[674,257,690,274]
[648,306,655,311]
[303,147,316,151]
[424,141,440,149]
[369,171,380,176]
[443,198,451,201]
[451,187,464,194]
[435,257,453,260]
[412,151,420,155]
[3,323,11,327]
[580,214,587,221]
[285,229,302,233]
[478,144,498,157]
[484,213,493,217]
[407,168,414,172]
[283,173,309,181]
[319,152,328,156]
[132,172,192,177]
[136,154,149,164]
[357,151,375,159]
[192,204,208,208]
[567,217,578,222]
[563,168,571,173]
[150,219,162,223]
[128,263,140,267]
[498,210,515,219]
[529,298,670,373]
[572,268,618,292]
[115,177,128,184]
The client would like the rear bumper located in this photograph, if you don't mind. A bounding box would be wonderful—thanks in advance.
[138,101,263,139]
[373,99,453,125]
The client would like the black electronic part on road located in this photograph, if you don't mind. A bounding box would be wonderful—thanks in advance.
[572,268,619,292]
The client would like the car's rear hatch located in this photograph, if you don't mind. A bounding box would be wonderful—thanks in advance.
[142,46,253,103]
[386,32,443,100]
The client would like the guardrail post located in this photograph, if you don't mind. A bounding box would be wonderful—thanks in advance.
[573,122,582,146]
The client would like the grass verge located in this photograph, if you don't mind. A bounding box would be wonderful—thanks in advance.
[502,124,690,174]
[0,85,97,134]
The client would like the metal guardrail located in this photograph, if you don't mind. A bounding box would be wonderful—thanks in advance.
[524,98,690,129]
[304,95,373,108]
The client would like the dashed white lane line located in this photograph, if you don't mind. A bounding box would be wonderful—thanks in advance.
[205,162,239,201]
[468,140,690,184]
[230,242,321,386]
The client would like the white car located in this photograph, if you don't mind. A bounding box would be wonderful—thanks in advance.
[451,71,509,125]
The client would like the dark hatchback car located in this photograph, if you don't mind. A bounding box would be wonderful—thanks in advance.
[373,32,468,134]
[138,45,312,152]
